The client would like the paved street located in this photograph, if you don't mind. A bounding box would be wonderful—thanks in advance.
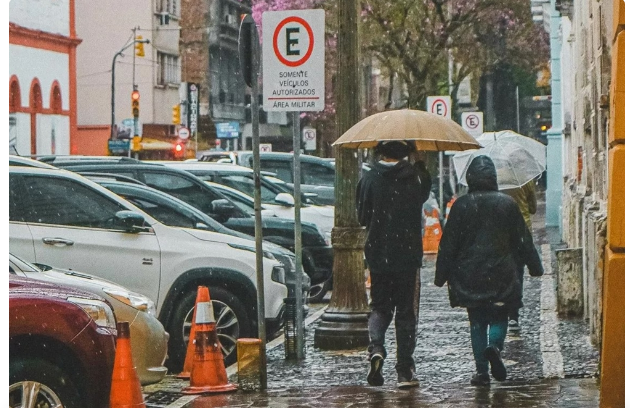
[143,197,600,407]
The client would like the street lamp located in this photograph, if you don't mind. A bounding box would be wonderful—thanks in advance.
[110,37,150,141]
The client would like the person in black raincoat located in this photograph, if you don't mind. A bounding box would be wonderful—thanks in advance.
[435,155,543,386]
[356,141,431,389]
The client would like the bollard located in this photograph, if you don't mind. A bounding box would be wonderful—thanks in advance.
[283,297,304,360]
[237,338,261,391]
[555,248,584,317]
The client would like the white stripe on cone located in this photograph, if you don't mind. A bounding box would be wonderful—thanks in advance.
[195,301,216,324]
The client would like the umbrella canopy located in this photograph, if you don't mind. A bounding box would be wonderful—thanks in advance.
[452,137,547,190]
[332,109,481,152]
[476,130,546,166]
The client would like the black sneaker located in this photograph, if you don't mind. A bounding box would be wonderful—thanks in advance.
[508,319,521,334]
[484,346,507,381]
[396,368,420,389]
[470,372,491,386]
[367,353,384,386]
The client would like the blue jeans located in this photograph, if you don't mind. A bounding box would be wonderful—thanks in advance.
[367,269,420,373]
[467,306,508,374]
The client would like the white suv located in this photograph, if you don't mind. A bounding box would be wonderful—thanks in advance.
[9,165,287,371]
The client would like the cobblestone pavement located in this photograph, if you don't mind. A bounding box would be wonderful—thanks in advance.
[143,195,601,407]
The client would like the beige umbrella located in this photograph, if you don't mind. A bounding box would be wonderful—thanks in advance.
[332,109,481,152]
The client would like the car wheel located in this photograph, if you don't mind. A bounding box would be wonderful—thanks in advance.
[10,358,84,408]
[166,286,253,372]
[307,276,332,303]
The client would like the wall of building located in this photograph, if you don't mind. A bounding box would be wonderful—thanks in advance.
[9,0,78,155]
[558,0,613,347]
[599,1,624,406]
[76,125,110,155]
[10,0,70,36]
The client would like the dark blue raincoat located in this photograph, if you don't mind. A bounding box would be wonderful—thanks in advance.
[435,155,543,309]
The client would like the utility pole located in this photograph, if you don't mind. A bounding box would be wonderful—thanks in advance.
[314,0,370,350]
[110,35,149,152]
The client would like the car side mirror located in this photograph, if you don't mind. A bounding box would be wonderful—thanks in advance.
[195,222,211,230]
[275,193,295,207]
[211,199,235,215]
[113,211,150,233]
[303,192,318,199]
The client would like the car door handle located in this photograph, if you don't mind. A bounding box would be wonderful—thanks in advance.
[42,237,75,246]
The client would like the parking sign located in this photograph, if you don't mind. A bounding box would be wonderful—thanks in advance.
[262,10,325,112]
[426,96,451,118]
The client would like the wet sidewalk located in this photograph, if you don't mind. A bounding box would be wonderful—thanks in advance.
[143,194,601,407]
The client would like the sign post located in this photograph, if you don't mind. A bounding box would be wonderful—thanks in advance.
[239,13,267,389]
[427,95,452,214]
[263,9,325,361]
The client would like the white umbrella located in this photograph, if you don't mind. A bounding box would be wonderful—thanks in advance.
[476,130,546,167]
[452,134,547,190]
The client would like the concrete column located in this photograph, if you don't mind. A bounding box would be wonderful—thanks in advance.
[546,1,563,227]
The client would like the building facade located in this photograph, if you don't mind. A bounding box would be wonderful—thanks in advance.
[75,0,182,156]
[180,0,252,152]
[9,0,81,156]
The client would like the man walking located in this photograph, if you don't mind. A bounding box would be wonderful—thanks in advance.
[356,141,432,389]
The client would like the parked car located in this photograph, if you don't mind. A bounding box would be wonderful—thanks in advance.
[206,181,334,301]
[40,157,334,303]
[9,252,169,385]
[150,161,334,240]
[84,174,311,305]
[9,164,287,371]
[198,151,337,205]
[9,274,117,408]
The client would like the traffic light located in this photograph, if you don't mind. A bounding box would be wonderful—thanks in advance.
[131,90,140,118]
[172,104,181,124]
[135,36,145,57]
[173,141,185,159]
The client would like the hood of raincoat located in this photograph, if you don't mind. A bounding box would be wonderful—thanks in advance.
[466,155,498,192]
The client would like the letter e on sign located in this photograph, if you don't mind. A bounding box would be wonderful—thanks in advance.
[426,96,452,118]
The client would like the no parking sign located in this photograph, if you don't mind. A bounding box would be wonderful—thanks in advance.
[426,96,451,118]
[461,112,484,137]
[262,9,325,112]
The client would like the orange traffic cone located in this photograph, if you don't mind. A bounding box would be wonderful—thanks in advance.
[177,286,211,379]
[182,292,238,394]
[444,196,456,223]
[110,321,146,408]
[423,208,443,254]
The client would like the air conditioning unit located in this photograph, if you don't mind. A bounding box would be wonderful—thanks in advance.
[159,11,170,26]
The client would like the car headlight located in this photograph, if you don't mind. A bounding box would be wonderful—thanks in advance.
[103,288,157,315]
[68,297,117,329]
[229,243,277,260]
[271,265,286,284]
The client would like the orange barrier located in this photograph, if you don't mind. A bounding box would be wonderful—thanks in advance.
[110,321,146,408]
[177,286,211,379]
[182,289,237,394]
[423,208,443,254]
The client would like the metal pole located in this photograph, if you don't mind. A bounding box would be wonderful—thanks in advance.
[516,86,520,133]
[249,22,266,390]
[111,53,119,141]
[292,111,304,359]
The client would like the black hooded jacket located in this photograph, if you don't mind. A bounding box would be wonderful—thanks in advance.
[435,155,543,309]
[356,159,432,274]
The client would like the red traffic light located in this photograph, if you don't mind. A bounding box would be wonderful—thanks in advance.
[131,90,140,101]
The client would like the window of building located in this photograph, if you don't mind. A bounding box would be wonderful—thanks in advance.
[50,83,62,114]
[10,77,20,112]
[157,52,180,85]
[156,0,179,16]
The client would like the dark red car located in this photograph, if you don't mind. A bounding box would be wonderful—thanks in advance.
[9,275,117,408]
